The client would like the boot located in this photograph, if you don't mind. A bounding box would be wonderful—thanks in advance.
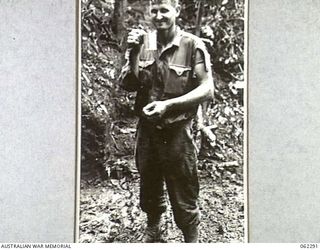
[142,214,161,243]
[182,225,199,243]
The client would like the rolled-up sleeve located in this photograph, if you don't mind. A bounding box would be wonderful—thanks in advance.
[193,39,212,73]
[121,69,141,92]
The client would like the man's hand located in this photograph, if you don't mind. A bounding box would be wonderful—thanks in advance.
[126,28,146,78]
[142,101,169,120]
[127,29,146,49]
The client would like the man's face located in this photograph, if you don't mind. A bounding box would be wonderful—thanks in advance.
[150,1,180,30]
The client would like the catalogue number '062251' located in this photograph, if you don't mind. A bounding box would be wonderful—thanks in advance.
[300,244,318,249]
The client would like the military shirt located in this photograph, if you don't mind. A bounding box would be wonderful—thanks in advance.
[121,28,211,128]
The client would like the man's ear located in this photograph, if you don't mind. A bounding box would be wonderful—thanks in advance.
[175,5,181,17]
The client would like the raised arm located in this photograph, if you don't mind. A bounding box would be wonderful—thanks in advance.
[120,29,146,92]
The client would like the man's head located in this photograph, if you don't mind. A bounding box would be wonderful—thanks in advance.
[149,0,181,30]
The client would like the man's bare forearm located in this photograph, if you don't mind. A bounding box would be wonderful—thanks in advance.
[164,79,214,112]
[129,49,140,78]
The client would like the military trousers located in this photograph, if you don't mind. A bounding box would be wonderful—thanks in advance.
[135,118,200,229]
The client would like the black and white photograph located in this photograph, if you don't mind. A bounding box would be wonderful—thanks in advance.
[79,0,246,243]
[3,0,320,245]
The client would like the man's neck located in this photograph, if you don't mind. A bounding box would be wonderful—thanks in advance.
[157,24,177,47]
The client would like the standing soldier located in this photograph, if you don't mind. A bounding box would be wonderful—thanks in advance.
[121,0,214,243]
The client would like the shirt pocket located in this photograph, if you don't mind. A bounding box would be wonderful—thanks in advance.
[164,64,192,96]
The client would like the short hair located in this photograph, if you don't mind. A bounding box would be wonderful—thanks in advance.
[150,0,179,7]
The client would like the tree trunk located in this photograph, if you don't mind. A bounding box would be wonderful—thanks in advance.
[113,0,127,42]
[195,1,203,36]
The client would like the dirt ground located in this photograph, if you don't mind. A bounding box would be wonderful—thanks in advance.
[79,158,245,243]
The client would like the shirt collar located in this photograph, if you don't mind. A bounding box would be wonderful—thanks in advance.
[171,27,183,47]
[158,27,182,55]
